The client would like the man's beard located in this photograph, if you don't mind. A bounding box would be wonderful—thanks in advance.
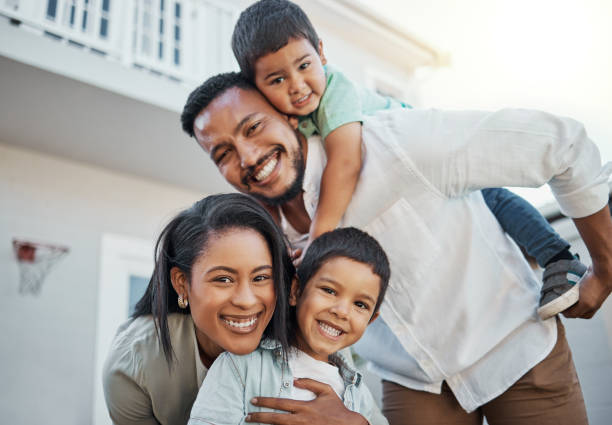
[249,146,305,206]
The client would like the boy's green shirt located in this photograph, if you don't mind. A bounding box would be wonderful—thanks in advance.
[298,64,409,140]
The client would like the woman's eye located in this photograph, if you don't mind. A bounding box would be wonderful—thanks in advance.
[214,276,232,284]
[321,287,336,295]
[253,274,271,283]
[299,62,310,70]
[271,77,284,85]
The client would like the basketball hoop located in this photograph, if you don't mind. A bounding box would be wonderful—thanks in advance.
[12,239,69,295]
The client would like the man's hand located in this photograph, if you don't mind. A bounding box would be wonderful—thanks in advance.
[563,266,612,319]
[565,205,612,319]
[245,378,368,425]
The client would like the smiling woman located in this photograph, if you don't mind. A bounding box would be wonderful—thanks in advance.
[102,193,294,425]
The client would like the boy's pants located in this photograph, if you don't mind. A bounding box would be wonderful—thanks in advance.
[382,318,588,425]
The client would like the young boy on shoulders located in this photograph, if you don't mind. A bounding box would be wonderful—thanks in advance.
[230,0,586,319]
[188,228,391,425]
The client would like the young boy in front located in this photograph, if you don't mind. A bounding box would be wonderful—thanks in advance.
[229,0,587,319]
[188,228,391,425]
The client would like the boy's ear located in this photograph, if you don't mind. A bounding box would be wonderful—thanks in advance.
[318,40,327,65]
[368,311,380,324]
[289,277,299,306]
[170,266,189,299]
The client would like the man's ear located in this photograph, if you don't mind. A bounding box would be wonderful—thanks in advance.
[318,39,327,65]
[170,266,189,300]
[282,114,299,130]
[369,311,380,324]
[289,277,300,306]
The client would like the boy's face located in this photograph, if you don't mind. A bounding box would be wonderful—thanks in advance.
[254,37,327,117]
[290,257,380,362]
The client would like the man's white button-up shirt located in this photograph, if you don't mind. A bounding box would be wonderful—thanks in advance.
[280,107,611,412]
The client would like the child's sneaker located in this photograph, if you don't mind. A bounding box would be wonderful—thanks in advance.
[537,256,587,320]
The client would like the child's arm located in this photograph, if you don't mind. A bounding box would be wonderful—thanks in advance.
[481,188,571,267]
[309,122,362,243]
[188,353,246,425]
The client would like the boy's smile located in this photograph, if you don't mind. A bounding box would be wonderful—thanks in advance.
[290,256,380,362]
[254,37,327,117]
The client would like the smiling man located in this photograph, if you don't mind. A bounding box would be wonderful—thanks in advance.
[181,72,612,425]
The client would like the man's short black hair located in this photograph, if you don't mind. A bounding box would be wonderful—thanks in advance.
[181,72,255,138]
[232,0,320,82]
[297,227,391,315]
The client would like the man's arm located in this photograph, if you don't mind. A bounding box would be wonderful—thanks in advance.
[366,108,612,317]
[246,378,369,425]
[565,204,612,318]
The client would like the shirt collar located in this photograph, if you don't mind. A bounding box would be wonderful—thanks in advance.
[258,339,363,386]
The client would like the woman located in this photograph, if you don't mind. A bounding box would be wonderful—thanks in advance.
[103,193,294,424]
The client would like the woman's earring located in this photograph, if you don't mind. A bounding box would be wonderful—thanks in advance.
[178,294,189,309]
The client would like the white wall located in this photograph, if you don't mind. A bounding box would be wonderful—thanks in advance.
[363,0,612,206]
[0,143,203,425]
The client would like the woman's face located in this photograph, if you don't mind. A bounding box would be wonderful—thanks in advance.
[181,227,276,360]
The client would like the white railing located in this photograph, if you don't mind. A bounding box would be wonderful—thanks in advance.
[0,0,240,85]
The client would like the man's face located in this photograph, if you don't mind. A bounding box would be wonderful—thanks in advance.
[193,87,305,205]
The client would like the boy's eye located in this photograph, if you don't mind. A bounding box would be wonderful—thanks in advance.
[270,77,284,85]
[299,62,310,70]
[355,301,370,310]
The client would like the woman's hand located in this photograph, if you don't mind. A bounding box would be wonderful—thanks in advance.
[245,378,368,425]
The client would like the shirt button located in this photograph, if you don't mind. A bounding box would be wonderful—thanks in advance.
[301,122,308,128]
[283,381,290,388]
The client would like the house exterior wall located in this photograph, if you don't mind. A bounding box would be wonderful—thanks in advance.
[0,142,202,424]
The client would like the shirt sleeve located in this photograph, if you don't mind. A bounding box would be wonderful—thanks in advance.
[362,108,611,218]
[188,352,247,425]
[358,384,389,425]
[103,351,159,425]
[315,67,363,141]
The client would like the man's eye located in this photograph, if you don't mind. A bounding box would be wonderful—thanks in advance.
[299,62,310,70]
[215,149,231,164]
[271,77,284,85]
[246,121,261,136]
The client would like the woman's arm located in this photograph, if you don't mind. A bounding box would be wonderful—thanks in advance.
[103,364,159,425]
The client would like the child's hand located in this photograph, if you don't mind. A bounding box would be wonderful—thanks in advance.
[291,247,304,267]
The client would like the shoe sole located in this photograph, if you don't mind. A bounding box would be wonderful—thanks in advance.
[537,278,582,320]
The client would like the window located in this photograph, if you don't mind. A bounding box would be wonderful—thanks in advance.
[46,0,58,20]
[82,0,89,32]
[100,0,111,38]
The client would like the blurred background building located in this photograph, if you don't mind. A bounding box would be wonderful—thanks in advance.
[0,1,610,424]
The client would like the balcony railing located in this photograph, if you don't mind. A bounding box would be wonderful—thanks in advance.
[1,0,240,85]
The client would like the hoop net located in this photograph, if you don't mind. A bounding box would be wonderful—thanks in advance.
[12,239,69,295]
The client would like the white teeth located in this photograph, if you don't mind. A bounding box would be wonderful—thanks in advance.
[255,156,278,181]
[295,93,310,104]
[223,316,258,328]
[319,321,342,337]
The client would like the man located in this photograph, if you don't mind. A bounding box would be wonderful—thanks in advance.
[181,72,612,425]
